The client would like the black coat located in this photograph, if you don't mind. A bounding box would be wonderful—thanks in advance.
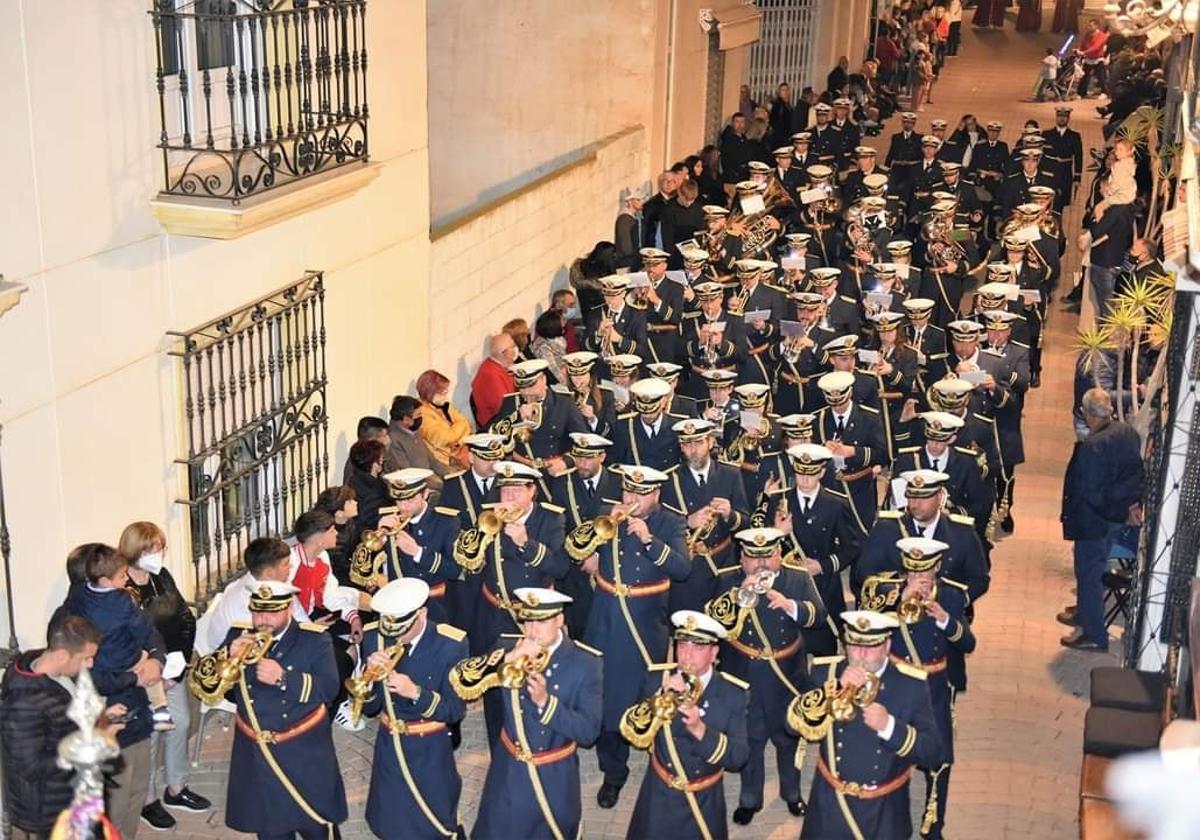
[0,651,80,833]
[1086,204,1136,269]
[1061,420,1143,541]
[127,567,197,661]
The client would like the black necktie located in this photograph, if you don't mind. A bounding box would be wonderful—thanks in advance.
[697,472,707,488]
[800,496,811,516]
[482,478,492,495]
[835,415,846,435]
[585,479,595,497]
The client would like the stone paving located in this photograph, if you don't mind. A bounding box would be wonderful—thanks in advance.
[164,10,1119,840]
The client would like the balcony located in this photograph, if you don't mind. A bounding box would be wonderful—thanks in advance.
[149,0,378,239]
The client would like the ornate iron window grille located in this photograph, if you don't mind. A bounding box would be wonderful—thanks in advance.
[168,271,328,606]
[149,0,369,204]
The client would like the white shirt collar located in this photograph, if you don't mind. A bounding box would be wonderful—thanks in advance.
[643,417,661,435]
[914,511,941,536]
[691,461,711,484]
[697,667,714,691]
[546,629,565,658]
[925,446,945,468]
[832,403,853,422]
[406,619,428,654]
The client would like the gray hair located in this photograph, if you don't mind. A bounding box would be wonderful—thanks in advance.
[1082,387,1113,419]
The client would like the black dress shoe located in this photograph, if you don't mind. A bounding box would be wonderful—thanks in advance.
[1064,286,1083,303]
[1060,630,1108,652]
[450,721,462,750]
[1030,372,1041,388]
[732,807,759,826]
[1056,607,1079,626]
[1000,514,1013,533]
[597,783,622,809]
[787,799,808,817]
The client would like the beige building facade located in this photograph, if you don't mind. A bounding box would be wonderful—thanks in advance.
[0,0,867,647]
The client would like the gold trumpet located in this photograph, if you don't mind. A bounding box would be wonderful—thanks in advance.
[789,671,881,740]
[349,512,412,587]
[452,504,523,573]
[448,644,551,700]
[619,670,703,750]
[344,642,407,725]
[565,502,640,562]
[188,629,274,705]
[514,400,543,443]
[685,507,720,557]
[898,595,926,624]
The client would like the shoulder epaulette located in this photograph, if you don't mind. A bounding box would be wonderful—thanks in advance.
[715,458,739,469]
[434,506,460,517]
[661,502,686,517]
[444,469,466,480]
[971,412,995,425]
[662,464,681,474]
[859,404,880,414]
[822,487,849,499]
[928,352,949,360]
[1012,340,1029,349]
[715,564,742,577]
[647,662,675,672]
[499,632,523,639]
[666,412,690,421]
[556,466,577,477]
[894,660,928,681]
[436,623,467,642]
[599,382,615,391]
[812,655,844,665]
[948,512,975,526]
[953,446,976,456]
[719,671,750,690]
[573,640,604,657]
[898,446,920,454]
[362,620,379,631]
[299,622,329,633]
[939,576,969,592]
[540,501,566,514]
[618,411,637,420]
[550,384,572,395]
[230,620,252,630]
[877,509,902,519]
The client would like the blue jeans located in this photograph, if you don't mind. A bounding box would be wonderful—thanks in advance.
[1089,264,1118,318]
[1073,523,1122,645]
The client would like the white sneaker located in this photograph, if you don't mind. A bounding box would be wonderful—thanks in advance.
[334,699,365,732]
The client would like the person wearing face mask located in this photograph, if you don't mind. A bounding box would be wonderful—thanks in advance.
[118,522,210,830]
[415,369,472,471]
[386,395,449,496]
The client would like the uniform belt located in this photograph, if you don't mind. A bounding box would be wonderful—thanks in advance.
[648,324,679,334]
[890,654,947,674]
[700,536,732,557]
[595,574,671,598]
[727,635,802,661]
[893,160,918,166]
[779,371,810,386]
[481,583,515,612]
[1043,154,1071,163]
[747,343,770,356]
[381,717,448,737]
[499,729,577,766]
[691,363,736,375]
[428,582,446,599]
[650,754,725,792]
[816,756,910,799]
[235,705,326,745]
[836,467,873,482]
[882,391,903,401]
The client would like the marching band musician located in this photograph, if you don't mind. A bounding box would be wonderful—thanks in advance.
[771,291,834,416]
[769,443,862,657]
[360,579,468,840]
[623,610,750,840]
[549,433,622,638]
[819,335,887,411]
[910,137,947,208]
[490,359,588,484]
[808,267,863,338]
[705,527,824,826]
[610,377,688,471]
[791,131,816,176]
[698,205,742,285]
[200,579,349,840]
[798,165,842,265]
[1041,106,1083,211]
[729,260,785,386]
[902,298,950,395]
[884,111,922,186]
[373,468,462,622]
[756,413,818,483]
[698,368,742,441]
[725,384,784,504]
[455,588,603,840]
[645,361,701,418]
[813,370,890,535]
[842,147,886,207]
[561,350,617,437]
[854,469,989,607]
[580,464,690,810]
[915,377,1004,497]
[865,311,920,455]
[945,320,1020,420]
[665,418,750,612]
[728,177,784,262]
[892,412,995,537]
[999,148,1058,218]
[585,274,649,363]
[980,310,1030,535]
[638,247,686,365]
[810,102,841,167]
[969,273,1032,346]
[682,282,746,400]
[859,538,975,840]
[968,121,1009,235]
[787,609,941,840]
[440,433,506,633]
[995,233,1052,386]
[606,353,644,414]
[781,231,821,272]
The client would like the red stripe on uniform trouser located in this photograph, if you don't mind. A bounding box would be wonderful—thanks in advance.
[499,729,577,766]
[427,582,446,599]
[235,705,327,745]
[816,756,910,799]
[650,754,724,792]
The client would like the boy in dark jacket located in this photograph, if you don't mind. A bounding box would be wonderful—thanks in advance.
[0,615,124,839]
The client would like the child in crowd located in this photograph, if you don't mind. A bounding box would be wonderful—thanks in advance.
[1093,138,1137,221]
[1035,48,1060,101]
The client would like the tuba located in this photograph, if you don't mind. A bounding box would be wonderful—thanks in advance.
[349,511,411,588]
[787,671,881,741]
[344,641,406,725]
[565,502,640,562]
[619,670,703,750]
[451,504,523,573]
[189,629,274,705]
[448,644,551,700]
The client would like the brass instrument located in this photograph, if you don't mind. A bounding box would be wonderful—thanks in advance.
[735,568,779,610]
[188,629,274,705]
[349,512,412,587]
[898,594,927,624]
[514,399,543,443]
[787,671,881,740]
[344,641,407,725]
[619,670,703,750]
[448,644,551,700]
[727,284,750,316]
[598,309,618,359]
[565,502,640,562]
[731,213,780,260]
[685,508,721,557]
[452,504,523,573]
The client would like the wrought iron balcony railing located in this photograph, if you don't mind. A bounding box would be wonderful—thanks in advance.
[150,0,369,204]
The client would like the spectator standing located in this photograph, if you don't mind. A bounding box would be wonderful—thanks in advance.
[551,287,581,352]
[531,309,570,385]
[342,416,390,483]
[827,56,850,96]
[416,369,472,470]
[697,145,726,205]
[767,83,795,150]
[1077,20,1110,98]
[947,0,963,56]
[613,190,644,266]
[719,114,757,190]
[385,395,449,493]
[1059,388,1143,651]
[470,333,518,428]
[1080,201,1134,317]
[641,171,679,250]
[738,84,756,119]
[118,522,210,830]
[875,25,903,86]
[1,616,125,840]
[662,178,705,261]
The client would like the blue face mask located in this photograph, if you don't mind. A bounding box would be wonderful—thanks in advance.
[562,306,580,321]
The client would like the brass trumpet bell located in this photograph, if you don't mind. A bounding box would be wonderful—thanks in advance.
[619,671,702,750]
[344,641,407,725]
[564,503,639,562]
[188,629,274,705]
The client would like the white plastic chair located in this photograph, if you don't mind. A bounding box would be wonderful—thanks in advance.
[190,591,236,766]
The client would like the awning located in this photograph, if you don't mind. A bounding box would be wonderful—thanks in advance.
[713,5,762,51]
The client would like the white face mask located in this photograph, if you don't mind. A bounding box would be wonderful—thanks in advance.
[139,551,164,575]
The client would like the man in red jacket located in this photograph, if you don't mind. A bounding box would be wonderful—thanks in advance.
[1077,20,1109,98]
[470,332,518,427]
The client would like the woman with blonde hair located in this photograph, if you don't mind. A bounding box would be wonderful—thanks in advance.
[416,369,472,469]
[116,521,210,830]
